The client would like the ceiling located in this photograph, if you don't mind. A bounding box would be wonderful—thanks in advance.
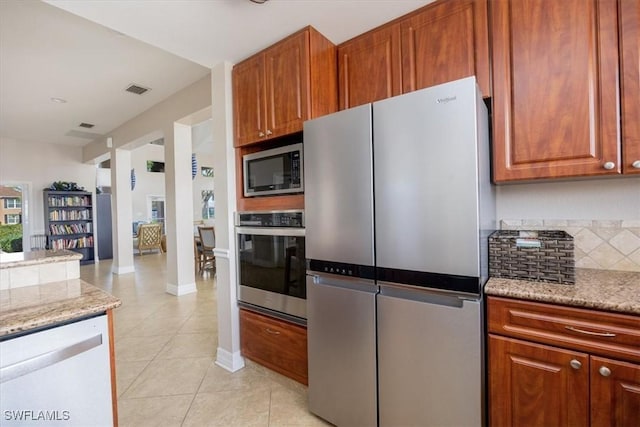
[1,0,432,148]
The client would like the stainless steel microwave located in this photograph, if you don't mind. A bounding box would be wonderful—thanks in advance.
[243,143,303,197]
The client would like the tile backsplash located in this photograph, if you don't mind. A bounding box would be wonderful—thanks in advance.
[500,220,640,272]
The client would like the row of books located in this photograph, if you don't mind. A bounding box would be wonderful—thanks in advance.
[50,236,94,250]
[48,196,91,207]
[49,210,91,221]
[49,223,92,235]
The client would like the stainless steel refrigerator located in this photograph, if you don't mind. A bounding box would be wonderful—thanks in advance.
[304,76,495,426]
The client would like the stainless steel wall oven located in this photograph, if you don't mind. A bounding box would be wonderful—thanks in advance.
[236,210,306,320]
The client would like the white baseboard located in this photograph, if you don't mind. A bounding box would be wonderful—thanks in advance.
[215,347,245,372]
[213,248,230,259]
[112,265,135,275]
[166,282,197,296]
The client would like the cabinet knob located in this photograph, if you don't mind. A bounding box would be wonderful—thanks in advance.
[258,131,265,137]
[266,129,273,136]
[632,160,640,169]
[599,366,612,377]
[603,161,616,170]
[569,359,582,370]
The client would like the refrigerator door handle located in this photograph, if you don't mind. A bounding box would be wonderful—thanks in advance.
[308,272,376,292]
[378,281,480,308]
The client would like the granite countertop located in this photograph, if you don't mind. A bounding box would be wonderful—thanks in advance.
[0,279,121,338]
[0,249,82,269]
[485,269,640,316]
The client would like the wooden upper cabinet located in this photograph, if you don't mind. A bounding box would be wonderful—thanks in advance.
[491,0,621,182]
[233,27,337,147]
[264,32,309,139]
[401,0,490,98]
[233,55,264,147]
[620,0,640,174]
[337,23,402,110]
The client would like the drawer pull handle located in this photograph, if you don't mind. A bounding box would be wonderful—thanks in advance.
[569,359,582,370]
[264,328,281,335]
[565,326,616,338]
[599,366,612,377]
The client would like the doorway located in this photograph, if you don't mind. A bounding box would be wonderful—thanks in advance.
[147,195,166,234]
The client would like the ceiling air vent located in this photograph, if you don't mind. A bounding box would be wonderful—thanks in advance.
[125,84,150,95]
[78,122,95,129]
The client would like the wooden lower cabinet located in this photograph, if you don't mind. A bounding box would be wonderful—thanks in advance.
[239,308,308,385]
[488,297,640,427]
[489,335,590,426]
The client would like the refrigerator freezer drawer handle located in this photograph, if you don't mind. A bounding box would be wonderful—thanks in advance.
[0,334,103,384]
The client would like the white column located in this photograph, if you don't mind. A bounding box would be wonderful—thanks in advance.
[212,61,244,372]
[164,126,197,296]
[111,148,134,274]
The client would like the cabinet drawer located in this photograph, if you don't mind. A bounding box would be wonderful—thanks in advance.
[488,297,640,363]
[239,309,308,384]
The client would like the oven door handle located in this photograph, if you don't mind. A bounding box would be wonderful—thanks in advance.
[236,227,305,237]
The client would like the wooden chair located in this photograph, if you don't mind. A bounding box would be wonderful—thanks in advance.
[134,223,163,255]
[197,226,216,272]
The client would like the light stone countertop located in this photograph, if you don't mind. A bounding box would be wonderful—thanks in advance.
[0,279,121,338]
[485,269,640,316]
[0,249,82,269]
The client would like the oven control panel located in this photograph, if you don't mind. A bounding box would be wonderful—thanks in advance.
[237,210,304,228]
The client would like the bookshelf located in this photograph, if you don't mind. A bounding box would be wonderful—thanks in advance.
[43,190,94,264]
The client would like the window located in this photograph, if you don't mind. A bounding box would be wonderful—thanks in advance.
[201,167,214,177]
[202,191,215,219]
[146,161,165,173]
[5,214,21,224]
[4,198,21,209]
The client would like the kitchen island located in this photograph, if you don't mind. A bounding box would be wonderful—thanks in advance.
[0,250,121,426]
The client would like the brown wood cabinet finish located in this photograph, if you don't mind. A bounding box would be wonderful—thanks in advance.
[488,297,640,426]
[590,356,640,427]
[232,26,337,147]
[491,0,621,181]
[337,0,490,109]
[401,0,490,97]
[239,309,308,385]
[620,0,640,174]
[489,335,589,427]
[337,23,402,109]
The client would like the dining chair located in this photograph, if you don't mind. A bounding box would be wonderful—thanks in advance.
[197,226,216,272]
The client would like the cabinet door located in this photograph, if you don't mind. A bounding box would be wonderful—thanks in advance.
[337,23,402,109]
[591,356,640,427]
[489,335,589,427]
[491,0,620,181]
[401,0,490,97]
[239,309,308,385]
[233,55,265,147]
[264,31,309,139]
[620,0,640,174]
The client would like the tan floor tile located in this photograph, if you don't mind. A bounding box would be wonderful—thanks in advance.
[198,362,271,393]
[122,357,212,399]
[115,360,150,397]
[268,383,330,427]
[115,334,173,362]
[179,314,218,334]
[182,389,270,427]
[126,315,189,337]
[156,333,218,359]
[118,395,194,427]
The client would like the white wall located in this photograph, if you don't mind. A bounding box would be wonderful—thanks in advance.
[131,144,166,222]
[496,177,640,221]
[0,137,96,234]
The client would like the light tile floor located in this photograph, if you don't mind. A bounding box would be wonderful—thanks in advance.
[81,254,330,427]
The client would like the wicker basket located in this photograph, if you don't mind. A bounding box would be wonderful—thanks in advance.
[489,230,575,284]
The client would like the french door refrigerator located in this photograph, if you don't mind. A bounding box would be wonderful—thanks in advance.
[304,76,495,427]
